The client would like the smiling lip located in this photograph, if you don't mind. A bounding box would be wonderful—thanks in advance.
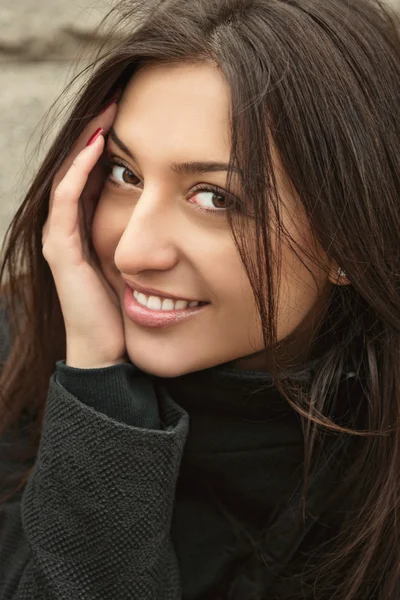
[123,285,210,329]
[121,277,205,304]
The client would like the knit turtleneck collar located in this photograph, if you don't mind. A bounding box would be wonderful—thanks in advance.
[152,357,323,598]
[155,353,322,421]
[152,354,355,599]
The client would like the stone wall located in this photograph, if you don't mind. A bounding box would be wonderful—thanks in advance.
[1,0,399,247]
[0,0,111,245]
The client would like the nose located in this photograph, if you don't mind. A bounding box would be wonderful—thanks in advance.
[113,186,179,275]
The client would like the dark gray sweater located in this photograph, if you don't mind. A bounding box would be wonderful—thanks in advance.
[0,308,353,599]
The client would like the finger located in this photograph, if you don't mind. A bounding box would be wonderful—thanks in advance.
[51,101,118,194]
[47,133,105,242]
[73,101,117,155]
[80,157,106,236]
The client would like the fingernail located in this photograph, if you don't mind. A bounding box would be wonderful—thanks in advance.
[86,127,103,147]
[99,95,118,114]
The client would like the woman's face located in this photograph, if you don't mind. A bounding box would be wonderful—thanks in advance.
[92,62,333,378]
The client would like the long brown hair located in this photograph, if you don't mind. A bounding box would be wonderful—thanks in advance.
[2,0,400,597]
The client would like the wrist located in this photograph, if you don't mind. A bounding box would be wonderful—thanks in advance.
[66,339,129,369]
[65,338,129,369]
[65,357,129,369]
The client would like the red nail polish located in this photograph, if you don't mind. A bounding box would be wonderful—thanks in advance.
[86,127,103,147]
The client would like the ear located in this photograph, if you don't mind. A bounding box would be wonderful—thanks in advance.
[327,264,351,287]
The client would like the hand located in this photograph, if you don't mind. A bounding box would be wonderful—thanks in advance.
[42,101,127,369]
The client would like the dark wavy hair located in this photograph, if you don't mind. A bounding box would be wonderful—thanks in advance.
[2,0,400,597]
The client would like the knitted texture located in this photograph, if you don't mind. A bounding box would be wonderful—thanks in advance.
[0,301,356,599]
[55,359,162,429]
[0,302,189,599]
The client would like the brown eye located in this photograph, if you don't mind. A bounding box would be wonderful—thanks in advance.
[211,193,226,209]
[110,164,141,187]
[192,190,227,211]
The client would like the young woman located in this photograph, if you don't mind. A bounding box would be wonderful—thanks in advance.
[1,0,400,598]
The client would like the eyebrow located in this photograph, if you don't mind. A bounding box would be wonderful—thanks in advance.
[108,127,240,175]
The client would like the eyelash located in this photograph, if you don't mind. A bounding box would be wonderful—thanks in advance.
[103,157,235,217]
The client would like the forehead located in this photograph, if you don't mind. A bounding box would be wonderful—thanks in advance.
[114,62,232,162]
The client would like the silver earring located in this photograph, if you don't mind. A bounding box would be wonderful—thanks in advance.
[338,267,347,279]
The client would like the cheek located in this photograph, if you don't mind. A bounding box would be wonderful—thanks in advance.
[275,239,328,340]
[211,247,263,341]
[205,238,252,307]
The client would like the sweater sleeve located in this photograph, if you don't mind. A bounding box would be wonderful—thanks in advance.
[1,359,189,600]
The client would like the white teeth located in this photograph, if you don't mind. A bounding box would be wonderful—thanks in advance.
[161,298,175,311]
[174,300,188,310]
[147,296,162,310]
[133,289,201,311]
[137,292,148,306]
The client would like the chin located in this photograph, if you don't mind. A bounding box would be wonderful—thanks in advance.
[125,338,226,378]
[124,341,195,377]
[126,353,199,378]
[122,325,253,378]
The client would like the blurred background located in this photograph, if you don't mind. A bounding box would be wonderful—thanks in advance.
[0,0,111,246]
[1,0,400,247]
